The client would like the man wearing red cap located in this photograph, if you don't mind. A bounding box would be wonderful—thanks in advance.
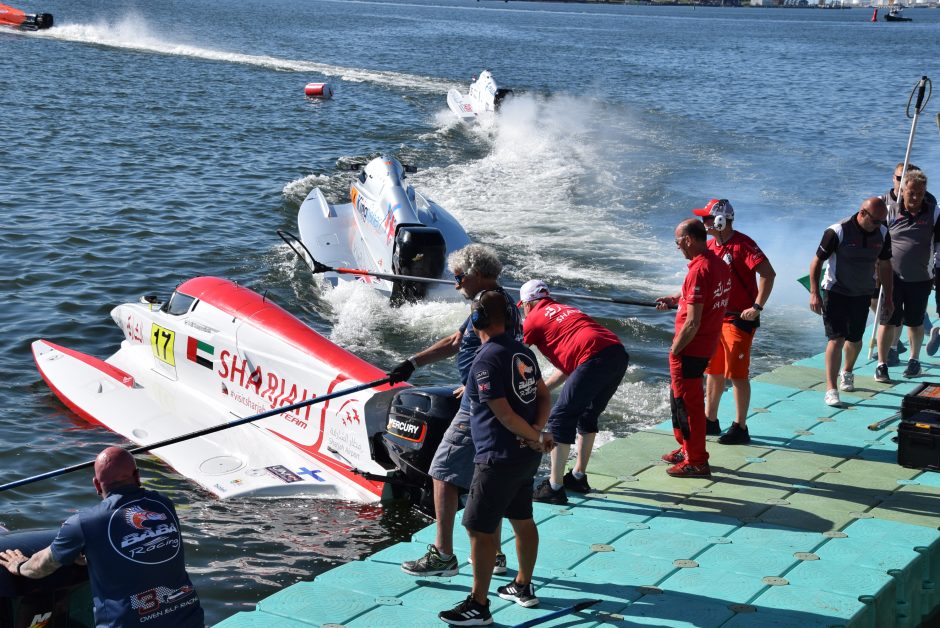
[691,199,776,445]
[517,280,629,504]
[657,219,731,477]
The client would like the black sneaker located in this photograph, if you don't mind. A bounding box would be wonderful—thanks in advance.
[532,479,568,504]
[874,363,891,384]
[705,419,721,436]
[439,595,493,626]
[497,580,540,608]
[563,470,591,494]
[903,359,922,378]
[401,544,458,577]
[718,422,751,445]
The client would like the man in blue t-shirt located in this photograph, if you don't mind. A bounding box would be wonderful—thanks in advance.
[439,291,552,626]
[387,244,523,579]
[0,447,203,628]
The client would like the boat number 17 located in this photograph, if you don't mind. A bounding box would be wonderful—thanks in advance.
[151,324,176,366]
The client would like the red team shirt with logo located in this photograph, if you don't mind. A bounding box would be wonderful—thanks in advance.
[707,232,766,318]
[522,298,621,375]
[675,251,731,358]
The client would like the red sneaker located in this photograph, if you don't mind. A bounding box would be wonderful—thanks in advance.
[661,448,685,464]
[666,461,711,478]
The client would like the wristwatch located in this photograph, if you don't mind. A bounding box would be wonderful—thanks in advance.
[16,561,25,576]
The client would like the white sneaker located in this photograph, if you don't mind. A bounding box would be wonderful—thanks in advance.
[838,371,855,392]
[824,389,841,407]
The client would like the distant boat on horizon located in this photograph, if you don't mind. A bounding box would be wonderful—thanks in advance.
[884,4,912,20]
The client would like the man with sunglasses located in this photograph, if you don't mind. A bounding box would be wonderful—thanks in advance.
[656,219,731,478]
[691,199,776,446]
[809,197,893,406]
[876,165,940,371]
[386,244,523,579]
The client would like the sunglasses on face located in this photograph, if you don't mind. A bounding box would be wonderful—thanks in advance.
[454,273,466,285]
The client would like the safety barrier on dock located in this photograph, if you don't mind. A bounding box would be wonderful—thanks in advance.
[216,343,940,627]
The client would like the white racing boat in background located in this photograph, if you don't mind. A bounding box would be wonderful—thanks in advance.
[32,277,460,505]
[294,155,471,303]
[447,70,513,123]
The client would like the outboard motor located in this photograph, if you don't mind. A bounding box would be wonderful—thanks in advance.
[21,13,53,30]
[382,386,459,512]
[494,88,513,111]
[391,226,446,305]
[0,529,91,627]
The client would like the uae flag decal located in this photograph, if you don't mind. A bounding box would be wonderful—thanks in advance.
[186,337,214,369]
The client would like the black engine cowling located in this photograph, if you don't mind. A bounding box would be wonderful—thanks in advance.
[494,88,514,110]
[382,386,458,499]
[391,226,446,305]
[22,13,53,30]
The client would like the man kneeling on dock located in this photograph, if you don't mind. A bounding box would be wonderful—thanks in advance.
[439,291,552,626]
[0,446,204,628]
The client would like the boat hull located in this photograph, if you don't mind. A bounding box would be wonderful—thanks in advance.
[32,277,401,501]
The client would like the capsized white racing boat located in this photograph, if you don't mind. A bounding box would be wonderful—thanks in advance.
[32,277,459,503]
[296,155,471,303]
[447,70,513,123]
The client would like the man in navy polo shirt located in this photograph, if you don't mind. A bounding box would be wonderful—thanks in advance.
[439,291,552,627]
[0,447,203,627]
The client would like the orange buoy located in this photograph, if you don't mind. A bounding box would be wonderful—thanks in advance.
[304,83,334,99]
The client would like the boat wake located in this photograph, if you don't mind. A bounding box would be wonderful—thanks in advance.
[37,16,453,92]
[418,92,677,296]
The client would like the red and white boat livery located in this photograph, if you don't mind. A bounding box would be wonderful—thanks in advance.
[32,277,454,502]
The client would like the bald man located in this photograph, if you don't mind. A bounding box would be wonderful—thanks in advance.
[0,447,203,627]
[809,197,893,407]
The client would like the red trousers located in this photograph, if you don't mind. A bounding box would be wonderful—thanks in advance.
[669,353,710,466]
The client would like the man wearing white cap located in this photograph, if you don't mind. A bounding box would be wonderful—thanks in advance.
[691,198,776,445]
[518,280,629,504]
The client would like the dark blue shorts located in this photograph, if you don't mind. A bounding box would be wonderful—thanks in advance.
[462,453,541,534]
[547,344,629,445]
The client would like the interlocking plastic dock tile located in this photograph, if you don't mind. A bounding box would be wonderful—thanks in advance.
[785,559,897,627]
[215,612,319,627]
[314,559,422,597]
[618,590,735,627]
[574,549,678,588]
[726,522,827,553]
[754,364,826,390]
[757,583,875,626]
[257,582,376,625]
[344,603,464,628]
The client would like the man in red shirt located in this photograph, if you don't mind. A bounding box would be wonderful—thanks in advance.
[691,199,775,445]
[656,219,731,477]
[519,280,629,504]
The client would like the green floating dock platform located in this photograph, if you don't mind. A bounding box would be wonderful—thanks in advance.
[217,339,940,627]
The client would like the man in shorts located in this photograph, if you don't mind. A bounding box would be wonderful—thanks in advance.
[691,199,776,445]
[439,291,552,626]
[879,164,938,364]
[517,280,629,504]
[387,244,522,578]
[809,197,893,406]
[875,168,940,380]
[656,219,731,478]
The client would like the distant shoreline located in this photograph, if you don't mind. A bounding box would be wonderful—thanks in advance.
[478,0,939,8]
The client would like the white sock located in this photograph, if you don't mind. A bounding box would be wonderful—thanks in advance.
[572,471,585,480]
[550,482,563,491]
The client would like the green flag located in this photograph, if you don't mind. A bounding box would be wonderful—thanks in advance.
[797,275,812,292]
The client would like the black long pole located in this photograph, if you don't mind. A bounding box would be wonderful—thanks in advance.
[278,230,672,309]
